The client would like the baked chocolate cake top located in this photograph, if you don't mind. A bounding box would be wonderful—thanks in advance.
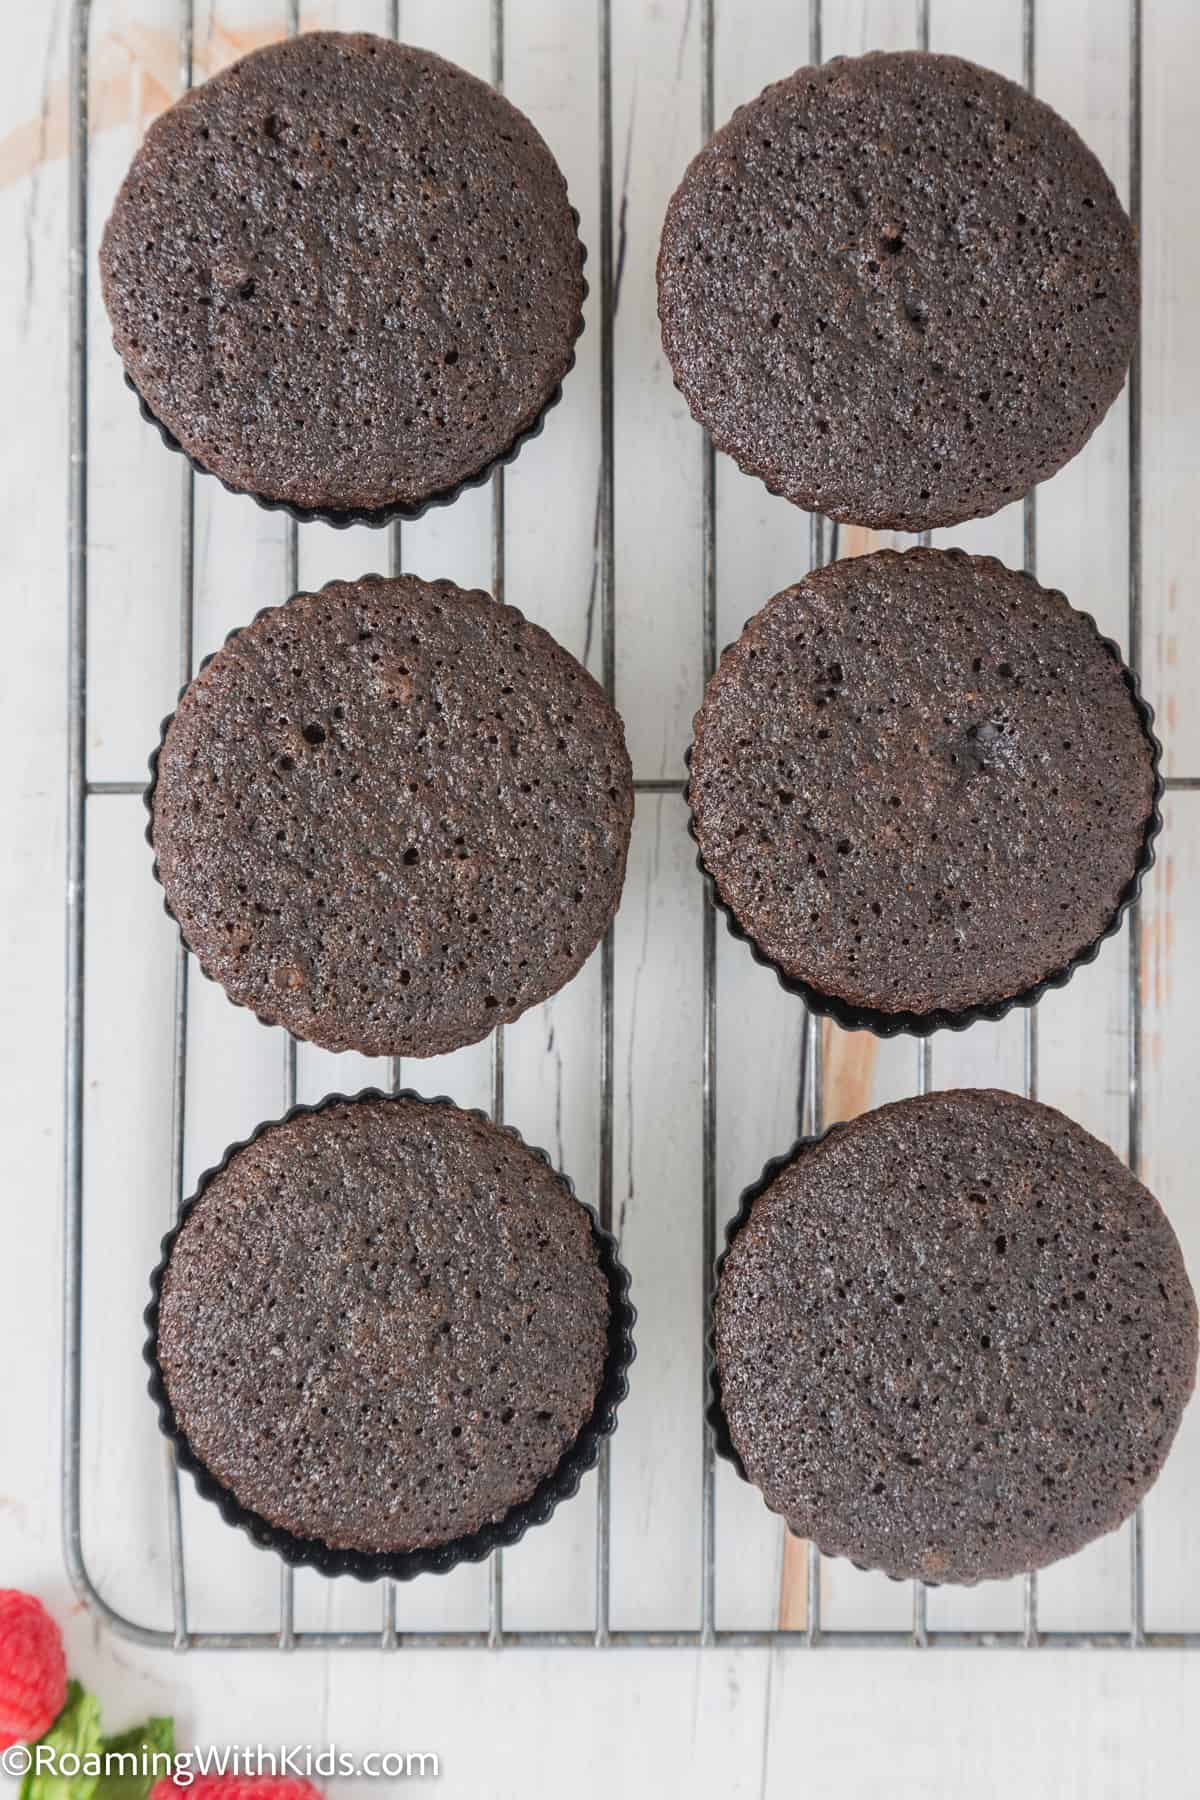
[156,1096,611,1554]
[687,549,1156,1020]
[658,51,1138,532]
[100,32,585,513]
[150,575,633,1057]
[716,1090,1197,1584]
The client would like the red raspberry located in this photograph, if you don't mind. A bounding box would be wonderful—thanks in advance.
[150,1781,322,1800]
[0,1591,67,1750]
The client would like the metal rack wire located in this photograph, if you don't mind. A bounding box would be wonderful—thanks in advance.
[63,0,1197,1650]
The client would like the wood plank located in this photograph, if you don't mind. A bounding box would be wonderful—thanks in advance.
[1023,0,1136,1636]
[604,0,707,1632]
[485,0,607,1636]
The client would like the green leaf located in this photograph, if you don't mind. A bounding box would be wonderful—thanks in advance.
[95,1717,175,1800]
[18,1681,103,1800]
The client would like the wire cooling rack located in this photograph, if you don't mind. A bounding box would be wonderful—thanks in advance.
[63,0,1199,1649]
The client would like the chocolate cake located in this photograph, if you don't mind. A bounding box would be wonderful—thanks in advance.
[686,549,1158,1026]
[152,1095,615,1557]
[658,50,1138,531]
[714,1090,1198,1584]
[100,32,585,518]
[148,575,633,1057]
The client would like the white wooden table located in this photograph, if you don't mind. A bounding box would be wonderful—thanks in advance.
[4,0,1200,1791]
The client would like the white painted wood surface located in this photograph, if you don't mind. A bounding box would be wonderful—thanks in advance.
[4,0,1200,1793]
